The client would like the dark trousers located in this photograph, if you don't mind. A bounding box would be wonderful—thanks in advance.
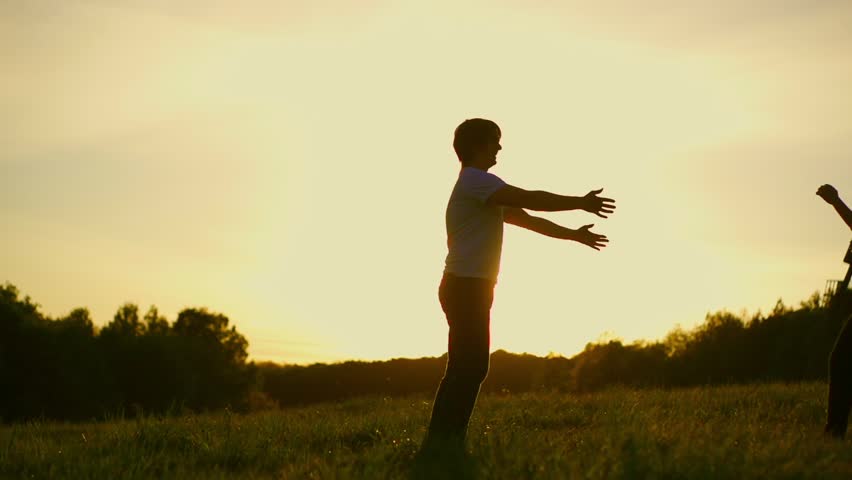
[425,273,494,446]
[826,313,852,437]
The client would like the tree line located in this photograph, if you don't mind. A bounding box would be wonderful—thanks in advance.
[260,292,849,403]
[1,282,849,422]
[0,283,256,422]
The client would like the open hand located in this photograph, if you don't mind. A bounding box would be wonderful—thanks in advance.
[583,188,616,218]
[817,184,839,205]
[573,224,609,251]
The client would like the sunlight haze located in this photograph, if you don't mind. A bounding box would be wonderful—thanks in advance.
[2,0,851,364]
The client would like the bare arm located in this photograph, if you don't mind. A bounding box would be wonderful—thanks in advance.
[817,184,852,231]
[488,185,616,218]
[503,207,609,250]
[833,200,852,231]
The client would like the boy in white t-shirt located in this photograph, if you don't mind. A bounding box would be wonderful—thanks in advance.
[422,118,616,452]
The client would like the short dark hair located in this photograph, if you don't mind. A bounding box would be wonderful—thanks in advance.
[453,118,501,164]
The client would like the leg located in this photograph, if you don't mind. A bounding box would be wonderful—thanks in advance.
[826,313,852,438]
[424,275,493,449]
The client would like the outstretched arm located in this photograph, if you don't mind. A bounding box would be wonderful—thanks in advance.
[487,185,616,218]
[504,207,609,250]
[817,184,852,231]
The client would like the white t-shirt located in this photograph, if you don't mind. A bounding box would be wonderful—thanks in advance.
[443,167,507,282]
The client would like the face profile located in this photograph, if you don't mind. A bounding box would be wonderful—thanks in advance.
[481,137,502,168]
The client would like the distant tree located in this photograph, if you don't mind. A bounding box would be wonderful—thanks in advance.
[1,285,111,420]
[143,305,169,336]
[569,340,667,392]
[171,308,253,410]
[800,291,824,311]
[0,283,46,420]
[101,302,144,338]
[483,350,552,394]
[47,308,106,418]
[682,311,748,383]
[97,303,147,412]
[58,308,96,336]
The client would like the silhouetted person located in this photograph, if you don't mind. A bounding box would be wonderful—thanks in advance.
[817,184,852,438]
[422,118,616,453]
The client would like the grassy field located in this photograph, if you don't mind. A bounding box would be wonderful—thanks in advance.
[2,383,851,479]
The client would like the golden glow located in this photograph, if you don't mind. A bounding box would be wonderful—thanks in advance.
[2,1,851,364]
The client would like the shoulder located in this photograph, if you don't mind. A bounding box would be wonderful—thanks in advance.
[454,168,507,204]
[459,167,505,187]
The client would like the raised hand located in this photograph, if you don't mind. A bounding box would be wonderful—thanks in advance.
[573,224,609,251]
[817,184,839,205]
[582,188,616,218]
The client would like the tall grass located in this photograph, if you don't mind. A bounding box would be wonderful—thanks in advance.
[2,383,850,479]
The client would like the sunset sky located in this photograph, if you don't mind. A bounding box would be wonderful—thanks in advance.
[3,0,851,365]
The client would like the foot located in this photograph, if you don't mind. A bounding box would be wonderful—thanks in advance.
[824,423,846,439]
[412,440,473,479]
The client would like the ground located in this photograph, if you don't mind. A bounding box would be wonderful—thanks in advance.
[2,383,851,479]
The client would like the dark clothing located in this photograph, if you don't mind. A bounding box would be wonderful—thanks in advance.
[826,312,852,437]
[425,273,494,446]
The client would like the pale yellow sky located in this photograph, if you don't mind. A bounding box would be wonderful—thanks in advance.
[2,0,851,364]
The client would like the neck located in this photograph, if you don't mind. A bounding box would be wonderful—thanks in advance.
[463,161,491,171]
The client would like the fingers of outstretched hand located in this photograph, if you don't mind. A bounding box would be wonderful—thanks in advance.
[587,239,608,250]
[581,230,608,250]
[595,199,616,217]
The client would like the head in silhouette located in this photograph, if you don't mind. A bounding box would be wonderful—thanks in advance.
[453,118,502,171]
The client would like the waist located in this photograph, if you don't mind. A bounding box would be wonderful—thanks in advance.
[441,271,497,287]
